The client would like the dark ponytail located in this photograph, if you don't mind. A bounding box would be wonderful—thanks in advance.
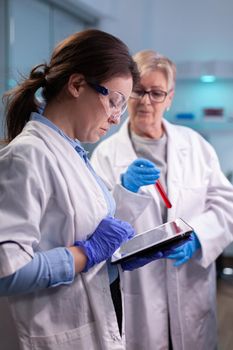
[3,64,48,142]
[3,29,139,143]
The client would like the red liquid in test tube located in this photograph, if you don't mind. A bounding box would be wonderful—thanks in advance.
[155,179,172,209]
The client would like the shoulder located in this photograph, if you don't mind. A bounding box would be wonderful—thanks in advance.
[166,120,200,138]
[166,120,215,154]
[93,120,129,156]
[92,130,121,160]
[0,127,57,179]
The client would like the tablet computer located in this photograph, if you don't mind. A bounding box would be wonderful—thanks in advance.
[111,218,193,265]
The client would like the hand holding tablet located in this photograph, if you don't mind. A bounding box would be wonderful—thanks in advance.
[111,218,193,266]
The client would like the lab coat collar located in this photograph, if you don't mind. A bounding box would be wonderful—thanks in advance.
[31,112,89,160]
[163,119,190,219]
[114,117,190,167]
[114,119,137,166]
[163,118,191,181]
[162,118,191,152]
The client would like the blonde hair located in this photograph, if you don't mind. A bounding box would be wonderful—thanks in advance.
[133,50,176,90]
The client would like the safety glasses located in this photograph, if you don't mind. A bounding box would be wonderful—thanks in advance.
[87,82,128,121]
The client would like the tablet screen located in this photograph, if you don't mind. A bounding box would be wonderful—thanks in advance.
[111,218,193,264]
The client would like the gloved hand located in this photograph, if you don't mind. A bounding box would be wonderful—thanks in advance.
[121,236,194,271]
[166,232,201,267]
[75,216,135,272]
[121,251,164,271]
[121,158,160,193]
[120,243,185,271]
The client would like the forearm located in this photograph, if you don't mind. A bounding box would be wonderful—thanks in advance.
[68,246,87,273]
[0,247,75,297]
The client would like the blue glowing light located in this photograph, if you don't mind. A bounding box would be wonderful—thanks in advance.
[200,75,216,83]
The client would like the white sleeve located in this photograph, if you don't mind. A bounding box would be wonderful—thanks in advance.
[0,243,33,278]
[189,148,233,268]
[0,153,44,277]
[91,146,151,225]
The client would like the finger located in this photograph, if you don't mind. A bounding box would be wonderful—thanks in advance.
[165,240,188,252]
[133,167,160,176]
[147,251,163,260]
[133,158,156,168]
[171,237,190,250]
[162,248,175,256]
[167,251,186,259]
[141,176,161,185]
[121,257,147,271]
[152,251,163,259]
[169,245,187,253]
[173,256,189,267]
[127,229,135,240]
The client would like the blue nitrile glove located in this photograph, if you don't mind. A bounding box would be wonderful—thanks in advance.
[120,242,186,271]
[75,216,135,272]
[121,251,164,271]
[121,158,160,193]
[166,232,201,267]
[121,235,193,271]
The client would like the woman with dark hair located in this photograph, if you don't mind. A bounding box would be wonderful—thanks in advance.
[0,29,141,350]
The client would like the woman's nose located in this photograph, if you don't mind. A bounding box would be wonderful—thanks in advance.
[109,114,121,125]
[140,92,151,104]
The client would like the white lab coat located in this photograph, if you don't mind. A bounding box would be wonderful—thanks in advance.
[91,118,233,350]
[0,121,127,350]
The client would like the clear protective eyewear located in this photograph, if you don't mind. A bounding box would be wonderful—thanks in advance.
[87,82,127,121]
[130,88,169,103]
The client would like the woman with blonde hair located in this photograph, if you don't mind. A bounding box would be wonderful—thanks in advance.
[91,49,233,350]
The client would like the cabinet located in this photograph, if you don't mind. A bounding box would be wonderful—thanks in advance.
[7,0,95,88]
[0,0,99,137]
[166,72,233,135]
[168,119,233,134]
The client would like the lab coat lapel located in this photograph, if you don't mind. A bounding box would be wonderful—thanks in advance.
[163,119,189,220]
[114,119,137,167]
[113,119,189,221]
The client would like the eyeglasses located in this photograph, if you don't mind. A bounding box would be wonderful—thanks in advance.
[130,89,169,103]
[87,82,127,120]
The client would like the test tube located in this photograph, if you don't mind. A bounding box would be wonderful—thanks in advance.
[155,179,172,209]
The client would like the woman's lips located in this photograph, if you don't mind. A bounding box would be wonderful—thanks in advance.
[137,110,151,115]
[99,128,108,135]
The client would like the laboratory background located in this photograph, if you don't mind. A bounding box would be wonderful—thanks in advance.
[0,0,233,348]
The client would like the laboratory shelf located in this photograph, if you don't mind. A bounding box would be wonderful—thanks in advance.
[168,120,233,133]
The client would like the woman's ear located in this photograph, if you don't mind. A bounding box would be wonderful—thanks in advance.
[67,74,84,98]
[167,89,175,110]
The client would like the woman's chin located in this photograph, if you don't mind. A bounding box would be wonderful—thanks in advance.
[89,134,102,143]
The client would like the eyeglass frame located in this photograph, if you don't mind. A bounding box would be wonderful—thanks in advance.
[86,81,128,120]
[130,88,171,103]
